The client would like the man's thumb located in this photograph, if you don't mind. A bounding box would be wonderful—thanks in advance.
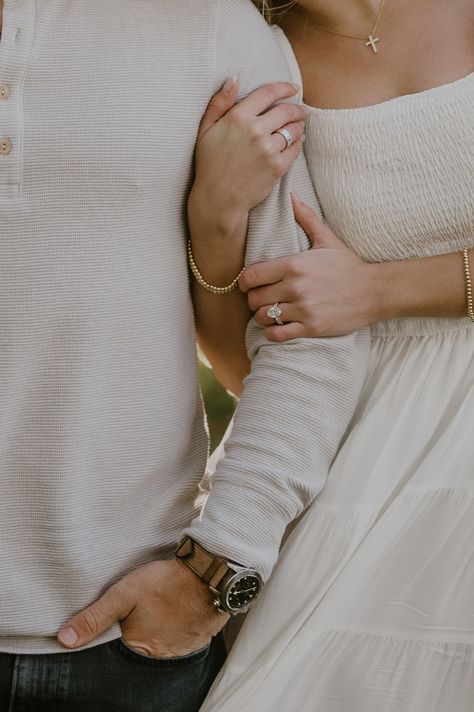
[57,584,132,649]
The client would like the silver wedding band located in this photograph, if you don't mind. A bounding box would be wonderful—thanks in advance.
[267,303,284,325]
[276,128,294,150]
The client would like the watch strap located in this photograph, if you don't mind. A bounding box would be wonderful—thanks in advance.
[175,537,231,590]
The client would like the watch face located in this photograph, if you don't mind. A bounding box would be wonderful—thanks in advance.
[224,571,263,613]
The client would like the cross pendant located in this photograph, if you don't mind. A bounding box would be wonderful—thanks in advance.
[365,35,379,53]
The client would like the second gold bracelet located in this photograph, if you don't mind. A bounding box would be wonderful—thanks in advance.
[462,248,474,323]
[187,240,245,295]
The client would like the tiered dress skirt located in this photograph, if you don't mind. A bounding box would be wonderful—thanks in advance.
[203,318,474,711]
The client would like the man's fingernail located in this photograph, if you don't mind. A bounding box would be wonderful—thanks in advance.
[58,627,79,646]
[223,75,237,93]
[292,83,301,92]
[291,192,302,204]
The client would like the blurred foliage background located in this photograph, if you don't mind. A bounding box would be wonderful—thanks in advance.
[200,363,236,452]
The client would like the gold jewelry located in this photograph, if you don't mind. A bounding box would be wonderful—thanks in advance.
[305,0,388,54]
[462,249,474,322]
[187,240,245,295]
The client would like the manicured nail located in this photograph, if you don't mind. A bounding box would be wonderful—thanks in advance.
[223,75,238,93]
[58,627,78,646]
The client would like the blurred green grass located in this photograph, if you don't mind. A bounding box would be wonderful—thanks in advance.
[199,363,236,452]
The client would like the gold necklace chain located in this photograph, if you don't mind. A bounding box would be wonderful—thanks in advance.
[305,0,388,53]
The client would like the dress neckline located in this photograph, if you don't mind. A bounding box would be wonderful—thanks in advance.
[305,71,474,116]
[271,25,474,117]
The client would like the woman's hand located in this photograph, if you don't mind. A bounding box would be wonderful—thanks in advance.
[189,78,306,233]
[240,194,383,340]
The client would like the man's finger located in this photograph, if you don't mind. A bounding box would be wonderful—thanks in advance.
[197,76,239,141]
[291,193,344,249]
[57,583,133,649]
[235,82,299,117]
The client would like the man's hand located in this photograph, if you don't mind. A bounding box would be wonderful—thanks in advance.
[57,559,228,657]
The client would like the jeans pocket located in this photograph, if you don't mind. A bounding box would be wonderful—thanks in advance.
[116,638,212,668]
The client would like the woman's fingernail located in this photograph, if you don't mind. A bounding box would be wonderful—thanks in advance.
[58,627,79,646]
[223,75,238,93]
[291,192,302,204]
[292,83,301,92]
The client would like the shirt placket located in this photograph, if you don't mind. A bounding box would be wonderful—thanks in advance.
[0,0,35,199]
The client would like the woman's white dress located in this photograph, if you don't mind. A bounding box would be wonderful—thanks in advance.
[202,28,474,712]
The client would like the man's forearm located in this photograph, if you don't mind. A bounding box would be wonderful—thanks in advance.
[186,153,372,581]
[186,325,371,580]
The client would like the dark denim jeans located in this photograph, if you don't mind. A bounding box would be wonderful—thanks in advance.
[0,635,226,712]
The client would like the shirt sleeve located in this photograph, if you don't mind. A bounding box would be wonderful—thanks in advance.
[184,0,371,581]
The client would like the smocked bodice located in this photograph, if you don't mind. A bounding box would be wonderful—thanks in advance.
[274,26,474,337]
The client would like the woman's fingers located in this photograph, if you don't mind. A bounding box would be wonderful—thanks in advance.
[261,102,306,133]
[277,136,306,176]
[197,76,239,141]
[265,322,307,343]
[235,82,300,117]
[253,303,308,342]
[247,284,290,312]
[291,193,345,249]
[240,258,288,293]
[255,303,298,327]
[271,121,305,152]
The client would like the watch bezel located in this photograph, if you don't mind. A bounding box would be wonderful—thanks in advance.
[219,568,263,615]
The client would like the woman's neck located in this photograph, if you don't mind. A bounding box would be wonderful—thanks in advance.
[293,0,381,34]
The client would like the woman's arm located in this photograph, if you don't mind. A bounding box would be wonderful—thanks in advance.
[188,187,250,397]
[189,80,306,395]
[243,196,472,342]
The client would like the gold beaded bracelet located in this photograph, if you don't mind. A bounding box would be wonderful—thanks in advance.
[462,248,474,323]
[187,240,245,295]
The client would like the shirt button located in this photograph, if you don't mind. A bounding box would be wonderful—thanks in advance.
[0,139,12,155]
[0,85,11,100]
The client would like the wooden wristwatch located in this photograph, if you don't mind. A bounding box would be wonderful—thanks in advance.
[175,537,263,616]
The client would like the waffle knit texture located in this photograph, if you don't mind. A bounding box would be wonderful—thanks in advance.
[0,0,370,654]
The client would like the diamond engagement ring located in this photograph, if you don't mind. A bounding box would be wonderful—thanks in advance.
[267,303,284,325]
[276,128,294,150]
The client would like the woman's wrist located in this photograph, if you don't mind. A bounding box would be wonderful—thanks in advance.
[188,183,249,245]
[370,253,468,322]
[362,262,396,323]
[188,184,249,286]
[370,260,428,322]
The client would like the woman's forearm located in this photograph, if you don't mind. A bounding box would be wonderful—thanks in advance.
[186,79,306,385]
[243,198,473,341]
[374,249,471,322]
[188,187,251,397]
